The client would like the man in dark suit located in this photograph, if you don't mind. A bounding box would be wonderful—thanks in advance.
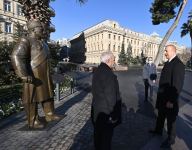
[149,44,185,148]
[91,51,122,150]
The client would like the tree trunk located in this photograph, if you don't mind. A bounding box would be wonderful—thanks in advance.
[154,0,188,66]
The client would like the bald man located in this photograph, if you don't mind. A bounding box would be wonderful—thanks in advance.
[149,44,185,148]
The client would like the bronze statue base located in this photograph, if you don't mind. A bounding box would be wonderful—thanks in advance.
[19,114,66,131]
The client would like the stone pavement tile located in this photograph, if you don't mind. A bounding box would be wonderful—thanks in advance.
[174,104,192,149]
[86,100,190,150]
[86,107,156,150]
[0,91,92,150]
[142,102,192,150]
[111,108,155,150]
[141,136,163,150]
[1,84,192,150]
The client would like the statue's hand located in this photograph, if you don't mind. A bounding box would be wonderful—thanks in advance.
[21,76,34,83]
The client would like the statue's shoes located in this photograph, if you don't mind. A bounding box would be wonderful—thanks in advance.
[29,119,45,129]
[45,114,61,122]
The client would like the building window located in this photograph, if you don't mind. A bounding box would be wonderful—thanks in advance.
[108,34,111,39]
[114,35,116,40]
[5,22,12,33]
[118,36,120,41]
[118,46,120,52]
[4,0,11,12]
[108,44,111,50]
[17,5,23,16]
[102,34,103,39]
[113,45,115,52]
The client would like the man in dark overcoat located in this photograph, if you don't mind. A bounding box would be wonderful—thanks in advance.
[149,44,185,148]
[91,51,122,150]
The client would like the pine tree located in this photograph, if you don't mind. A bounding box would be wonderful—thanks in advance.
[118,47,127,65]
[126,43,133,66]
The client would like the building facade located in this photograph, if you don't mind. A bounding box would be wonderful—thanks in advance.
[0,0,26,42]
[70,20,186,64]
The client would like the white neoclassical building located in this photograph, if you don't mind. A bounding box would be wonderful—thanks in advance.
[0,0,26,42]
[70,20,186,64]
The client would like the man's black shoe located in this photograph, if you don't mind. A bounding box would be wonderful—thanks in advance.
[148,130,162,136]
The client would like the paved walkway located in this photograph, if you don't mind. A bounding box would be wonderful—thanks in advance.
[0,70,191,150]
[0,91,93,150]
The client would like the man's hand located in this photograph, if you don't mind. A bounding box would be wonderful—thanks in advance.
[166,101,173,109]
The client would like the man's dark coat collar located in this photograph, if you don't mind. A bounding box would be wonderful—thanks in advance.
[167,56,178,64]
[100,62,112,71]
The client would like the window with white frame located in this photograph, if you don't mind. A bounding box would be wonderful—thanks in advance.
[17,4,23,16]
[5,22,12,33]
[4,0,11,12]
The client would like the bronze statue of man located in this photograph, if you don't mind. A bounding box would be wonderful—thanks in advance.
[11,19,60,129]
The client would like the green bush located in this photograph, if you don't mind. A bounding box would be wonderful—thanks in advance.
[0,100,23,119]
[60,76,71,92]
[0,84,23,119]
[0,84,22,101]
[0,41,20,86]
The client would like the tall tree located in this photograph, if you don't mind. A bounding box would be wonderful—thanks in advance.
[48,42,61,72]
[0,42,18,85]
[126,43,133,66]
[150,0,188,65]
[118,47,127,65]
[181,10,192,67]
